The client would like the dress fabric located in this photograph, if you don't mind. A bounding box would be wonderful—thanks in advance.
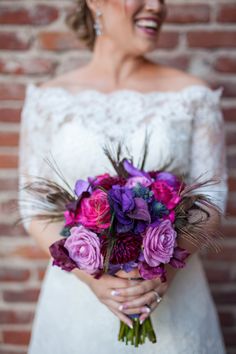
[18,84,228,354]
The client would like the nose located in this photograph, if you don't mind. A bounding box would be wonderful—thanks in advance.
[144,0,162,11]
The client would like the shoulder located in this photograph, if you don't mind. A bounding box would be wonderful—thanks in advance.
[153,65,210,91]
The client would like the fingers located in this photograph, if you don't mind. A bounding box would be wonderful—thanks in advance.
[109,307,133,329]
[139,301,159,324]
[120,290,157,310]
[112,278,162,298]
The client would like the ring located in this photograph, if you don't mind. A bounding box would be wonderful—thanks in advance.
[153,290,162,303]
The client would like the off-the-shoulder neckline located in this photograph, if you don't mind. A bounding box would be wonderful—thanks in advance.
[27,83,223,98]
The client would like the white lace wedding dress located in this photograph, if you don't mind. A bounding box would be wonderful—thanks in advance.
[18,83,228,354]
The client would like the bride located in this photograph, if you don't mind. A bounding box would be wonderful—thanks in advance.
[18,0,228,353]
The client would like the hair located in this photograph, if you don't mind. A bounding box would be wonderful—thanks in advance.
[66,0,96,51]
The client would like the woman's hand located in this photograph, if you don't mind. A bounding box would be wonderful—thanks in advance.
[112,276,169,324]
[87,273,149,328]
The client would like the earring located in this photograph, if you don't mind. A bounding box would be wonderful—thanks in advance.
[94,10,103,36]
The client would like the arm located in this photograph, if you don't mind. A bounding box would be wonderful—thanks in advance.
[18,86,142,328]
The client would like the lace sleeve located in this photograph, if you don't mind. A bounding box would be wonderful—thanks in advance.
[18,85,53,232]
[188,87,228,215]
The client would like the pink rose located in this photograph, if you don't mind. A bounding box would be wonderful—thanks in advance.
[64,225,103,274]
[151,180,181,210]
[125,176,152,188]
[77,189,111,232]
[143,220,177,265]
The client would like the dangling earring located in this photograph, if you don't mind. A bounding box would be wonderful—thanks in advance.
[94,10,103,36]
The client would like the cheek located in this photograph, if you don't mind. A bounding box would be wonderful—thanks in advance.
[124,0,142,14]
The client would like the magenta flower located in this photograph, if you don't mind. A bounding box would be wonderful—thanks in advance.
[77,189,111,232]
[88,173,126,190]
[64,225,103,274]
[143,220,177,266]
[151,180,181,210]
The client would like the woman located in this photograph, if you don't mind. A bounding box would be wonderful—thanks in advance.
[18,0,228,353]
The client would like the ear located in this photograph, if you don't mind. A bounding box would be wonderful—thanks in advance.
[86,0,102,15]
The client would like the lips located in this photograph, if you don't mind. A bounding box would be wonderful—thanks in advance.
[134,16,162,35]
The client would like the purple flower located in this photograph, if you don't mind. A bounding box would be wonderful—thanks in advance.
[108,185,151,234]
[123,159,151,180]
[74,179,92,197]
[143,220,177,266]
[64,225,103,275]
[49,238,77,272]
[169,247,190,268]
[138,262,166,281]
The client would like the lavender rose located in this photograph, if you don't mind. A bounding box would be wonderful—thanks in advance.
[143,219,177,266]
[64,225,103,274]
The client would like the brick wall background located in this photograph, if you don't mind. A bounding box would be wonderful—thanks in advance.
[0,0,235,353]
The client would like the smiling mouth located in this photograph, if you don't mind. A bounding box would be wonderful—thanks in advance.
[134,18,161,37]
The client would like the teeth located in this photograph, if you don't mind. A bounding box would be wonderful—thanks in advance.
[135,19,158,29]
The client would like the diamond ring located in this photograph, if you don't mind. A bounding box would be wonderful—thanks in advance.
[153,290,162,303]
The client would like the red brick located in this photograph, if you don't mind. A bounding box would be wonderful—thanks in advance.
[227,155,236,169]
[157,31,179,49]
[153,54,190,70]
[38,267,47,281]
[219,311,235,327]
[212,290,236,305]
[166,4,210,23]
[0,350,27,354]
[0,223,27,237]
[223,329,236,346]
[10,245,49,260]
[0,178,18,191]
[205,267,231,284]
[226,131,236,146]
[0,267,30,282]
[3,288,40,302]
[217,4,236,23]
[187,31,236,48]
[0,154,18,168]
[0,309,34,324]
[223,108,236,123]
[0,108,21,123]
[207,245,236,261]
[214,57,236,73]
[228,177,236,192]
[0,57,57,76]
[0,132,19,146]
[226,197,236,216]
[37,31,85,51]
[3,330,31,345]
[0,83,25,100]
[0,32,31,50]
[221,223,236,239]
[0,5,59,26]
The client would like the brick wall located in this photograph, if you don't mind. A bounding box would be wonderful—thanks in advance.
[0,0,235,353]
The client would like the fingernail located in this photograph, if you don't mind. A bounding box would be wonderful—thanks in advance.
[128,323,133,329]
[118,305,123,311]
[111,290,119,296]
[143,307,151,313]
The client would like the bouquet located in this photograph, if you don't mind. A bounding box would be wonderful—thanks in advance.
[17,136,222,347]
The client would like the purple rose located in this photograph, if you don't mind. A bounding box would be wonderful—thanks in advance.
[143,220,177,266]
[138,262,166,281]
[64,225,103,274]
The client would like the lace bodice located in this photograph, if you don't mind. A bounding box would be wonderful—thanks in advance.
[18,84,228,231]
